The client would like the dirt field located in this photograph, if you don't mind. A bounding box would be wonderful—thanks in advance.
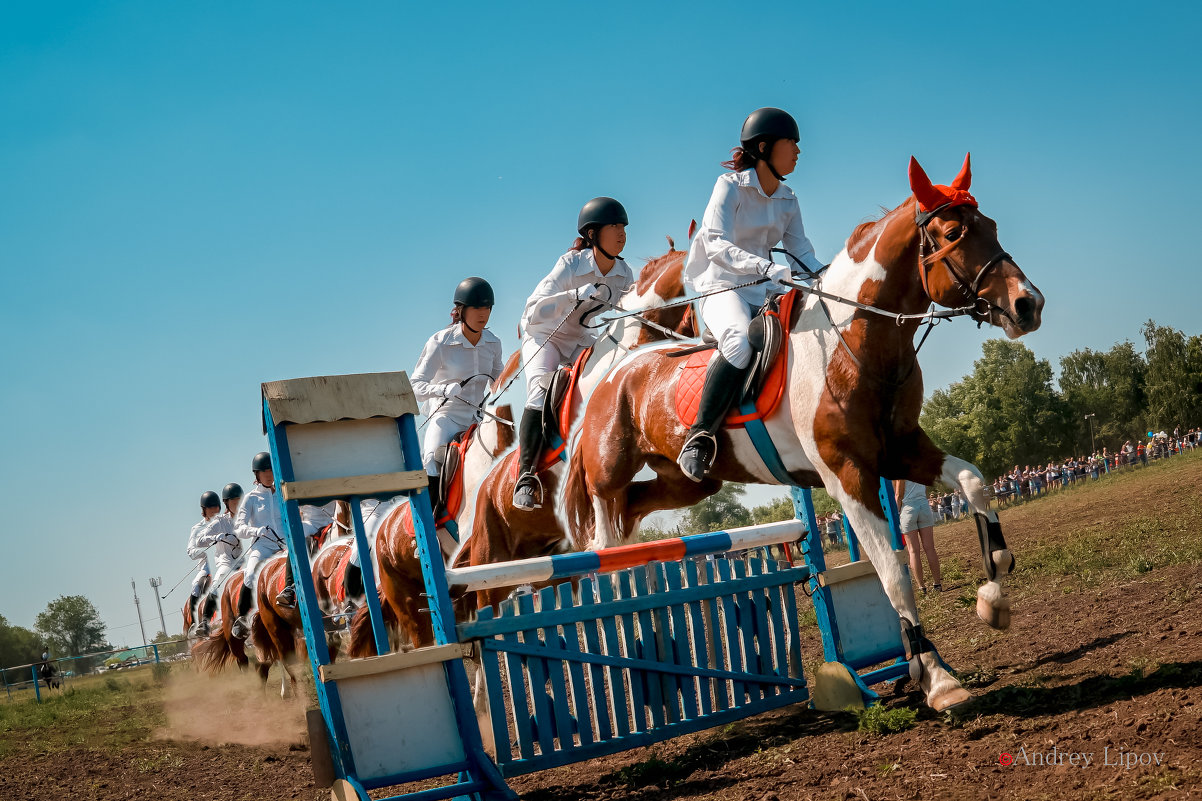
[3,453,1200,801]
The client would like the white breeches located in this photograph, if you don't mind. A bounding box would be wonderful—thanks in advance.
[699,292,756,369]
[211,552,238,589]
[189,560,210,597]
[521,336,584,410]
[422,413,467,476]
[242,538,283,589]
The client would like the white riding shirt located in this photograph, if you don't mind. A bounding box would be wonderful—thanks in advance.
[411,324,504,427]
[521,248,634,350]
[685,168,823,308]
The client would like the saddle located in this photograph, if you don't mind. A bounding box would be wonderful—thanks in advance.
[674,290,797,428]
[437,423,478,525]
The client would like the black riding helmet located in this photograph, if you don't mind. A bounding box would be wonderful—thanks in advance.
[200,491,221,510]
[221,482,243,501]
[740,107,800,181]
[453,277,495,309]
[251,451,272,472]
[577,197,628,237]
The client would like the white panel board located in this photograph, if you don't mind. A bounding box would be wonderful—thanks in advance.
[337,662,466,781]
[286,419,406,482]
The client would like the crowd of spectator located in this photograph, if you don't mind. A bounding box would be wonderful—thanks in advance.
[989,427,1199,507]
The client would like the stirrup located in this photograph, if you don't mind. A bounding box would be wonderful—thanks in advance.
[676,432,718,483]
[231,616,250,640]
[513,472,544,511]
[276,585,296,609]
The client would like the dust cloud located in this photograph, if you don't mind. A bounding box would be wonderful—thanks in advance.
[156,664,308,747]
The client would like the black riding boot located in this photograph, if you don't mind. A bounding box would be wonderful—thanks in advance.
[232,585,253,640]
[344,561,363,600]
[512,408,545,510]
[677,353,749,482]
[188,593,201,630]
[276,559,296,608]
[428,476,444,522]
[197,593,217,636]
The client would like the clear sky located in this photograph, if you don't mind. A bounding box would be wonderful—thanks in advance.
[3,2,1199,642]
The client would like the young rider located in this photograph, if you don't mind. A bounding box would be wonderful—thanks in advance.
[231,452,284,639]
[186,491,221,632]
[193,483,244,636]
[678,108,825,481]
[410,277,503,521]
[512,197,634,510]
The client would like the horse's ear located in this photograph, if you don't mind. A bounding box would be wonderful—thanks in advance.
[950,153,972,191]
[688,219,697,240]
[908,156,944,211]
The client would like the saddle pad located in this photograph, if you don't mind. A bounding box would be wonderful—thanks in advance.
[674,289,796,428]
[333,547,353,604]
[439,423,477,525]
[513,346,592,475]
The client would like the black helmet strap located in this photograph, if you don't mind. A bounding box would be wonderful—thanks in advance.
[583,226,619,262]
[754,138,787,182]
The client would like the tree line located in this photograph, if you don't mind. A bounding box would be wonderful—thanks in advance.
[1,595,110,673]
[921,320,1202,479]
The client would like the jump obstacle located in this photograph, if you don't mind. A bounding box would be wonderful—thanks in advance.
[262,371,948,801]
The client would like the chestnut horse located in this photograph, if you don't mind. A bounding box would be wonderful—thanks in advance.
[347,405,516,656]
[191,568,270,687]
[460,242,698,612]
[559,156,1044,711]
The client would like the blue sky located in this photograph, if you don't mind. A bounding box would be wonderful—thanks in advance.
[3,2,1199,641]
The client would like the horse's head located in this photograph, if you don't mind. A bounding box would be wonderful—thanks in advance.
[617,235,697,343]
[909,155,1044,338]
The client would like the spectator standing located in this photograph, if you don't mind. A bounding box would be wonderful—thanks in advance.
[895,480,942,595]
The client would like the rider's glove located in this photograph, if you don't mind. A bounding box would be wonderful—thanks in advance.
[575,283,602,302]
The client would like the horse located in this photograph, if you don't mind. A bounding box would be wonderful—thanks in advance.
[250,554,306,697]
[558,155,1044,712]
[191,568,270,687]
[459,241,697,612]
[37,659,60,691]
[346,405,516,656]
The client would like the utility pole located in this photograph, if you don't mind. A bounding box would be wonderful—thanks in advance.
[148,578,167,638]
[1085,413,1097,454]
[130,578,148,647]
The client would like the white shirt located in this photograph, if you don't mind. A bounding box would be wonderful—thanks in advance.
[685,169,823,307]
[411,324,504,424]
[186,518,210,562]
[521,248,634,348]
[234,482,284,547]
[196,512,243,560]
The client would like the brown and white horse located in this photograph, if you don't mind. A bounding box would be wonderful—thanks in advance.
[559,156,1044,711]
[459,243,697,612]
[347,405,516,656]
[191,568,270,687]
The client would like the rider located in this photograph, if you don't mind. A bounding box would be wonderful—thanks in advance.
[512,197,634,510]
[231,452,285,639]
[186,491,221,631]
[677,107,825,481]
[193,482,244,636]
[410,277,503,522]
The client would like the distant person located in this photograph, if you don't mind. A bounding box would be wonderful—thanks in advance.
[232,452,284,639]
[193,483,245,637]
[895,480,942,595]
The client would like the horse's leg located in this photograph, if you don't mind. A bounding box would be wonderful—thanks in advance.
[622,463,723,542]
[894,430,1015,630]
[820,464,970,711]
[938,454,1014,629]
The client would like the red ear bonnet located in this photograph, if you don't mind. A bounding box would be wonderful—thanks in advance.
[909,153,977,212]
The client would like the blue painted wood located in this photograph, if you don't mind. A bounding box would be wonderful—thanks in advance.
[650,563,683,725]
[733,559,765,703]
[878,477,904,551]
[476,606,513,766]
[631,567,668,729]
[590,576,626,739]
[556,582,594,749]
[498,598,534,763]
[348,494,389,656]
[612,573,647,734]
[516,592,555,758]
[663,564,699,721]
[538,586,574,751]
[494,680,809,779]
[745,557,774,696]
[763,559,790,695]
[682,559,713,717]
[700,557,729,712]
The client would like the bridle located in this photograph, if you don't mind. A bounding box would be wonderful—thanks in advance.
[914,201,1013,326]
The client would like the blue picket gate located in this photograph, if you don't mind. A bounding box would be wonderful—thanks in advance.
[459,550,809,776]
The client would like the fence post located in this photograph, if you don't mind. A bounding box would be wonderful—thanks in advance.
[31,666,41,704]
[152,644,160,664]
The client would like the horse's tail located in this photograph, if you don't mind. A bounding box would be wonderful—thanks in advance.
[191,631,236,674]
[251,606,282,666]
[559,436,595,551]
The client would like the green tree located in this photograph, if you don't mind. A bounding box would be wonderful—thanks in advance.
[35,596,108,658]
[1141,320,1202,431]
[0,614,44,669]
[750,488,841,524]
[1059,341,1147,448]
[921,339,1074,478]
[676,483,752,536]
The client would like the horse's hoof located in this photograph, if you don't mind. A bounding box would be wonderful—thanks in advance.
[976,592,1011,630]
[930,686,973,712]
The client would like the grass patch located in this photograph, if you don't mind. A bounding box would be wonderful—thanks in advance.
[852,703,917,735]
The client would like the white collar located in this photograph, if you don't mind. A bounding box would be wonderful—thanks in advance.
[732,167,796,200]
